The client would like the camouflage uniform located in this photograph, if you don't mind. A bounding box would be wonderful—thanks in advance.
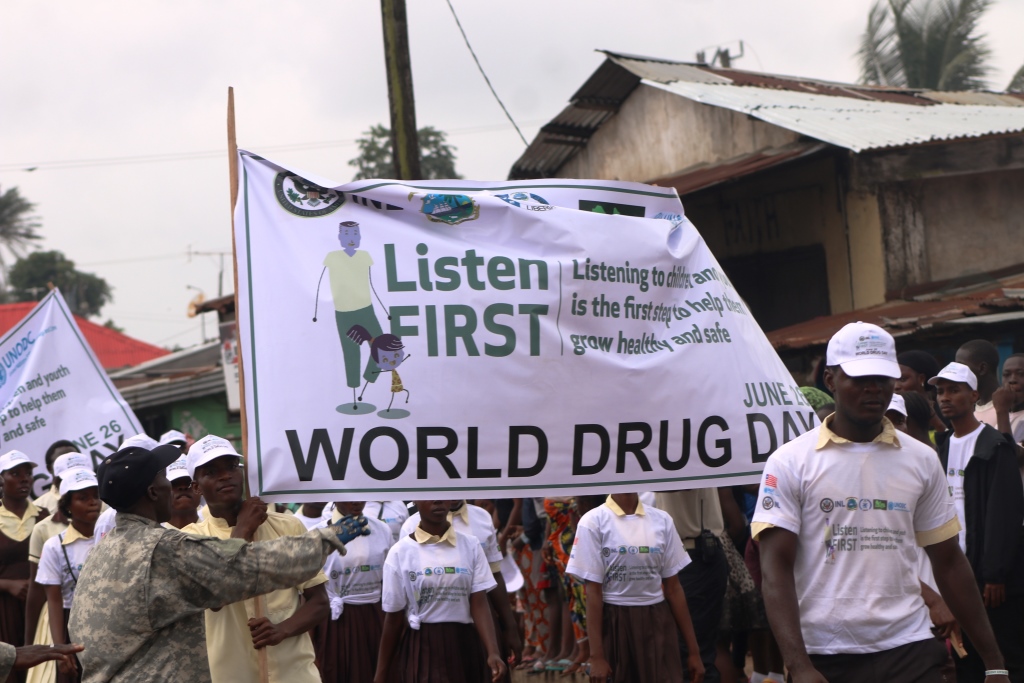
[0,642,14,679]
[68,512,346,683]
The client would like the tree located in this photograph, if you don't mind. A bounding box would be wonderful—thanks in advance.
[1009,65,1024,93]
[8,251,112,318]
[858,0,992,90]
[0,187,42,284]
[348,124,461,180]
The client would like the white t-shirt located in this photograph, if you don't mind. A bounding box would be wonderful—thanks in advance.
[946,424,983,552]
[381,531,497,628]
[37,528,97,609]
[974,403,1024,443]
[401,504,503,569]
[324,516,393,618]
[751,424,958,655]
[294,511,326,531]
[363,501,409,542]
[566,502,689,606]
[94,507,116,540]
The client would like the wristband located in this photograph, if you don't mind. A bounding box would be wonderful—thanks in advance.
[985,670,1010,677]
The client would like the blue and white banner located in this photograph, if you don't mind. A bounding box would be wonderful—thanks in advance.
[0,290,141,496]
[235,152,815,501]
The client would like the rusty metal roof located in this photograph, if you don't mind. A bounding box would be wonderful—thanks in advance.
[650,141,827,195]
[509,51,1024,179]
[767,268,1024,352]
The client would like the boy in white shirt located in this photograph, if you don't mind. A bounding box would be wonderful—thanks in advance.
[753,322,1011,683]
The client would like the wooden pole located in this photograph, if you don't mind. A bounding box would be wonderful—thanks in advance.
[380,0,421,180]
[227,87,270,683]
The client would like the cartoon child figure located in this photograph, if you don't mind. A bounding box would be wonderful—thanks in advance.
[314,220,388,410]
[346,325,410,416]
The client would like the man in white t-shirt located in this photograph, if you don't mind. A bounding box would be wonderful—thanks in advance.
[753,322,1011,683]
[931,362,1024,682]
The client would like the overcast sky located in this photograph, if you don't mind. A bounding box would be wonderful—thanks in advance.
[2,0,1022,349]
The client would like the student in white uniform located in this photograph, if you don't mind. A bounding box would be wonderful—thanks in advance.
[293,503,328,531]
[93,434,161,540]
[163,456,202,530]
[401,500,522,671]
[315,501,393,682]
[363,501,409,542]
[753,323,1012,683]
[566,492,703,683]
[36,469,101,682]
[374,499,506,683]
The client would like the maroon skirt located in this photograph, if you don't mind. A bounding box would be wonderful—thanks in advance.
[315,601,384,682]
[393,621,490,683]
[603,601,683,683]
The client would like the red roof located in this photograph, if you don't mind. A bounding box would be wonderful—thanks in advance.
[0,303,168,370]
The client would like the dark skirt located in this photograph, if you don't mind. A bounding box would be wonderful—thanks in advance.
[55,608,80,683]
[393,621,490,683]
[603,601,683,683]
[315,602,384,683]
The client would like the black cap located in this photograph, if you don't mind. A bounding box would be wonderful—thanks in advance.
[97,445,182,510]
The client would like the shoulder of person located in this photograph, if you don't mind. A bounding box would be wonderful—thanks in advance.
[178,519,207,536]
[455,529,484,552]
[40,532,62,554]
[466,504,496,527]
[265,510,309,535]
[975,423,1018,457]
[366,516,392,536]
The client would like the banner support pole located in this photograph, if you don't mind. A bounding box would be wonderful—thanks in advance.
[227,87,270,683]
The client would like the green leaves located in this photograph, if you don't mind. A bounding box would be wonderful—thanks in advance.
[348,124,461,181]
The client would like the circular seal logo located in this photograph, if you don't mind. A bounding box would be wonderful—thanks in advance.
[495,191,554,211]
[344,567,351,575]
[408,571,417,582]
[421,193,479,226]
[330,570,340,580]
[762,497,775,510]
[424,568,433,576]
[274,172,344,218]
[617,546,627,555]
[601,547,611,558]
[859,499,872,511]
[627,546,639,555]
[434,567,444,576]
[819,498,834,513]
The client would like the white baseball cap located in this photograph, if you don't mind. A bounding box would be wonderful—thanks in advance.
[119,433,160,452]
[166,455,191,482]
[54,453,92,478]
[59,467,99,496]
[159,430,188,446]
[826,322,900,379]
[928,362,978,390]
[0,450,35,473]
[187,435,243,478]
[886,394,907,417]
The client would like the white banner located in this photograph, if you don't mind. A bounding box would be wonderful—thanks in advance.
[235,152,817,501]
[0,290,142,496]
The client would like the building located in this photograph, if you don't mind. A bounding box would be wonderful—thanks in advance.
[510,51,1024,340]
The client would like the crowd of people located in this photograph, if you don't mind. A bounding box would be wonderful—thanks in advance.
[0,323,1020,682]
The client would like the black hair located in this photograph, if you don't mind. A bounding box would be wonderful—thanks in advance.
[58,491,74,519]
[958,339,1000,377]
[45,440,78,470]
[901,391,932,432]
[347,325,405,363]
[577,495,607,513]
[897,350,940,381]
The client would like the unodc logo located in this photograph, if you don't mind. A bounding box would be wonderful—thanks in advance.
[0,363,6,389]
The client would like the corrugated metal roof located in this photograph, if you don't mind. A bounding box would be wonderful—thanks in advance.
[508,50,1024,179]
[650,141,827,195]
[648,79,1024,152]
[767,269,1024,352]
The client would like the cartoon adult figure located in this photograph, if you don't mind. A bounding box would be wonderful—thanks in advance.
[314,220,386,413]
[347,325,411,419]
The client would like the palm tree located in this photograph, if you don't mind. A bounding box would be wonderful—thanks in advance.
[0,186,42,284]
[858,0,992,90]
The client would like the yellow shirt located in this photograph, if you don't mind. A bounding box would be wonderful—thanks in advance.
[29,513,68,563]
[182,511,326,683]
[0,500,40,541]
[34,486,59,516]
[323,249,374,312]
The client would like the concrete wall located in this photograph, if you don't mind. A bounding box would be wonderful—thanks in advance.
[556,84,800,182]
[918,168,1024,283]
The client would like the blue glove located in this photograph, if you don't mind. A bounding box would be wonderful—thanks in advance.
[332,515,370,545]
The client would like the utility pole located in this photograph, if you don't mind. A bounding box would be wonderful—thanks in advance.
[380,0,422,180]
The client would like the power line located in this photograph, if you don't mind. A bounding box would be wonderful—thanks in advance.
[0,119,544,173]
[442,0,529,147]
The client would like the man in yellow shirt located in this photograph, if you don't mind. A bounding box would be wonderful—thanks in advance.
[182,436,328,683]
[317,220,385,410]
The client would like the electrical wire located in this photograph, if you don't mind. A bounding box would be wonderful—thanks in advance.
[0,119,544,173]
[442,0,529,147]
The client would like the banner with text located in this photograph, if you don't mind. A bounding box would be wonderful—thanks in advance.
[235,152,816,501]
[0,290,142,496]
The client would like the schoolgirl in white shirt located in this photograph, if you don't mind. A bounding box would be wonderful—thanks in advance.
[37,468,101,683]
[316,501,393,682]
[374,499,506,683]
[566,493,704,683]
